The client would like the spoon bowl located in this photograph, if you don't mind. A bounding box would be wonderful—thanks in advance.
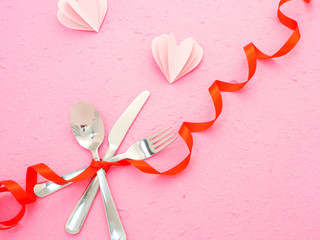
[67,101,112,234]
[70,101,105,155]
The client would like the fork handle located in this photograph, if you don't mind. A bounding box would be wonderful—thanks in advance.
[33,167,86,197]
[33,156,127,197]
[108,154,126,162]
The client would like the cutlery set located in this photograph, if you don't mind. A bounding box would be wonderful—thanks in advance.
[33,91,176,240]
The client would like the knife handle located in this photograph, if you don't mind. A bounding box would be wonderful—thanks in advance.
[65,175,99,234]
[65,170,126,240]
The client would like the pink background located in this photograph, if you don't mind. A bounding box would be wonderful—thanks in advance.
[1,0,320,239]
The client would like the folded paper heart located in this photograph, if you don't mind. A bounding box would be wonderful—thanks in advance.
[57,0,107,32]
[0,0,311,231]
[152,34,203,84]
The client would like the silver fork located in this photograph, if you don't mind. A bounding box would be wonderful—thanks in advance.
[108,126,176,162]
[34,126,177,198]
[64,126,176,234]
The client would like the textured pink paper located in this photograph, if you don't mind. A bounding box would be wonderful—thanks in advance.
[0,0,320,239]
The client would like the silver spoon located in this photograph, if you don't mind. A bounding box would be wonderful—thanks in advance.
[70,101,104,161]
[68,101,117,234]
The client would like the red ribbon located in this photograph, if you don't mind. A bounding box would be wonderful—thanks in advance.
[0,0,311,230]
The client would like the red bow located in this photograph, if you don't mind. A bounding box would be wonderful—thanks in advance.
[0,0,311,230]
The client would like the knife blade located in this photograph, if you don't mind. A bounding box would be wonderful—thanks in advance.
[34,91,150,198]
[103,90,150,160]
[65,91,150,239]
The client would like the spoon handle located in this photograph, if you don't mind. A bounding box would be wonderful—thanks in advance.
[65,170,126,240]
[97,169,126,240]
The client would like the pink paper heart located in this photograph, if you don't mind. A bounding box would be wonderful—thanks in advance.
[152,34,203,84]
[57,0,107,32]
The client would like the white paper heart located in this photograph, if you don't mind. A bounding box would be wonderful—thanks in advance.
[57,0,107,32]
[152,34,203,84]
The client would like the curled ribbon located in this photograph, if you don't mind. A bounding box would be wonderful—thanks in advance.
[0,0,311,230]
[0,158,186,230]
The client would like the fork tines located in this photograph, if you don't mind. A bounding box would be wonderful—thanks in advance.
[149,126,177,152]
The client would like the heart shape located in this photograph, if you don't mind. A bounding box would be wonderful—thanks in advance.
[57,0,107,32]
[152,34,203,84]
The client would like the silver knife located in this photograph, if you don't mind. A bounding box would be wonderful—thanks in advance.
[65,91,150,239]
[33,91,150,197]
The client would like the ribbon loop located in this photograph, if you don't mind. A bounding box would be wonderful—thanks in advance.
[0,0,311,230]
[90,159,114,172]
